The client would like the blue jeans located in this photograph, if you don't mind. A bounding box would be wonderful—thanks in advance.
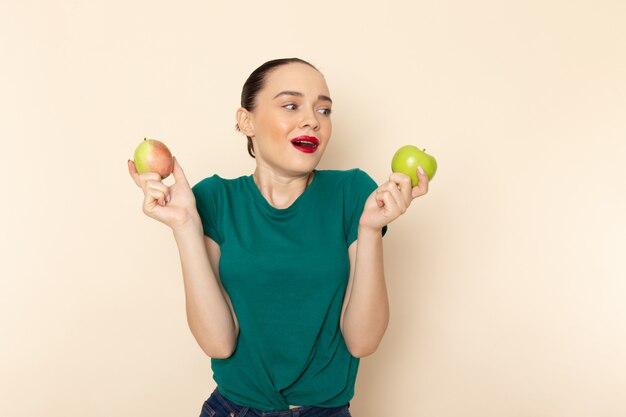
[199,388,352,417]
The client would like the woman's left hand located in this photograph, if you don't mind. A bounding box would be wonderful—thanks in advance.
[359,168,429,232]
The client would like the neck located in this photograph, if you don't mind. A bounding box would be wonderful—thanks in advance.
[252,168,314,209]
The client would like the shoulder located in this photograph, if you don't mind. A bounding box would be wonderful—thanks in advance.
[314,169,378,206]
[192,174,247,195]
[316,168,376,187]
[334,168,378,193]
[192,175,251,213]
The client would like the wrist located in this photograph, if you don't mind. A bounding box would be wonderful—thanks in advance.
[357,223,384,239]
[172,214,203,239]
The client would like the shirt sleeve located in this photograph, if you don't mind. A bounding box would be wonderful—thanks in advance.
[191,175,224,245]
[345,169,388,246]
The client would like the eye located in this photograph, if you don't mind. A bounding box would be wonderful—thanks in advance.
[318,108,332,116]
[282,103,297,110]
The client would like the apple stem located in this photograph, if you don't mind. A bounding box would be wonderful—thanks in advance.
[423,148,426,152]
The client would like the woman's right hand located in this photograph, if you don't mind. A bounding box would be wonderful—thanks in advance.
[127,157,200,231]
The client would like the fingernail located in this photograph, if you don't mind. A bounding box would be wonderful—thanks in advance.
[418,166,425,175]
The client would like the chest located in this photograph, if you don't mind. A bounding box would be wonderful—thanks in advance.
[217,201,351,302]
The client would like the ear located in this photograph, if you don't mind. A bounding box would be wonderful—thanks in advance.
[236,107,255,137]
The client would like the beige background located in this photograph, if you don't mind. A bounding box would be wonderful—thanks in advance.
[1,0,625,416]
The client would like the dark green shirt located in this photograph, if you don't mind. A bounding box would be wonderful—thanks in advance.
[192,168,384,411]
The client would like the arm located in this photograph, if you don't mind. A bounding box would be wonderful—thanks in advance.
[173,221,239,359]
[340,230,388,358]
[128,158,238,358]
[340,169,429,357]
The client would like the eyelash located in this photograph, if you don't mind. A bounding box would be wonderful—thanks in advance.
[282,103,332,116]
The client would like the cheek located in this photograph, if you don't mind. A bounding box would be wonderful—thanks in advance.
[321,120,332,141]
[264,119,294,142]
[254,110,292,135]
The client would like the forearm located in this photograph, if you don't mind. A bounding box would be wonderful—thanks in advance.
[172,218,238,358]
[342,226,389,357]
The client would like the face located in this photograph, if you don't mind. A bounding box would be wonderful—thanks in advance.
[239,63,333,177]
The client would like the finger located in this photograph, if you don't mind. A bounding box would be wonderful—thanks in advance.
[128,161,160,188]
[411,166,430,199]
[128,160,142,187]
[145,179,170,203]
[381,181,408,213]
[142,188,158,214]
[172,157,190,188]
[137,172,163,191]
[374,191,385,208]
[389,173,413,206]
[376,189,401,218]
[375,191,385,208]
[146,187,167,208]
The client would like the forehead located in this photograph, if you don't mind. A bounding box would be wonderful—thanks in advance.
[261,63,330,97]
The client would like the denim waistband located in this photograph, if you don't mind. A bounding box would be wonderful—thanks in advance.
[213,388,349,416]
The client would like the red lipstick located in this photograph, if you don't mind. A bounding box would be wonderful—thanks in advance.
[290,136,320,153]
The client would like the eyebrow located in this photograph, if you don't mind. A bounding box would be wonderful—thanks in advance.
[273,90,333,104]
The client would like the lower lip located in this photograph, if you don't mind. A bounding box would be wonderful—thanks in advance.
[291,143,318,154]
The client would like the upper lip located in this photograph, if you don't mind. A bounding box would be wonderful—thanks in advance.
[290,136,320,146]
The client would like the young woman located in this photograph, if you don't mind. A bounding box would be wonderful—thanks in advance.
[128,58,429,416]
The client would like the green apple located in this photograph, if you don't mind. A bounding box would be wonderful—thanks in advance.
[391,145,437,187]
[133,138,174,179]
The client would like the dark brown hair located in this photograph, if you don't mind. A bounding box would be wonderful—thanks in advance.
[238,58,319,158]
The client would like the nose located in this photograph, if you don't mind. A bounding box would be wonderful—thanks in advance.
[299,108,320,131]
